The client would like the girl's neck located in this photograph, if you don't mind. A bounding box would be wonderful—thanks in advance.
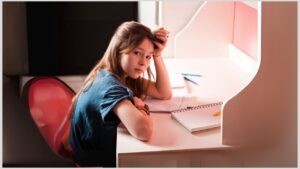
[119,74,128,85]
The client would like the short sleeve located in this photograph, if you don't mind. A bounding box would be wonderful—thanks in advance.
[99,85,134,121]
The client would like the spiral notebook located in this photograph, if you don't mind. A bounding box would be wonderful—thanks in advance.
[144,90,202,112]
[171,102,223,132]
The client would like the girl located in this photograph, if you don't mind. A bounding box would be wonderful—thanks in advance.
[68,21,171,167]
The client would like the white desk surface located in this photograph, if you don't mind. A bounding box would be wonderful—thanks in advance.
[117,112,230,155]
[117,58,253,156]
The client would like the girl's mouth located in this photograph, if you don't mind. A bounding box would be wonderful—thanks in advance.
[135,68,143,74]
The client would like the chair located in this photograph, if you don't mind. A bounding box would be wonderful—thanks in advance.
[22,76,75,159]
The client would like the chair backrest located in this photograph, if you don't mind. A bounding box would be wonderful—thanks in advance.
[22,76,75,159]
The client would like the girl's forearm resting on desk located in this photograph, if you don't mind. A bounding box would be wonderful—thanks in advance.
[114,99,153,141]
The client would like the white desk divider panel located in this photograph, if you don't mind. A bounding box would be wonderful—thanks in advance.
[222,2,297,166]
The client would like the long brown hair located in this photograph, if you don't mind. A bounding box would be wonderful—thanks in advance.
[69,21,159,115]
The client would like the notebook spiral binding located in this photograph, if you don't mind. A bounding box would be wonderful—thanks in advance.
[173,101,223,113]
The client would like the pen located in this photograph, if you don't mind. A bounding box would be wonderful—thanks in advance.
[183,76,199,85]
[181,73,202,77]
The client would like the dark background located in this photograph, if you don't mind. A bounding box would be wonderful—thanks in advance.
[3,2,137,166]
[26,2,138,75]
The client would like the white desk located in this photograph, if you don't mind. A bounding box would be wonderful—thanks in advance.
[117,113,240,167]
[117,58,254,167]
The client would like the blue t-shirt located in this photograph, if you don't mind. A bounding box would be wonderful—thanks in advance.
[69,69,134,167]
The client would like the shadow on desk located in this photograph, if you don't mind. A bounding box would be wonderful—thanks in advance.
[118,114,177,147]
[148,113,178,147]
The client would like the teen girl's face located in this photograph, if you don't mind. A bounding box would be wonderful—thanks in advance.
[120,38,154,79]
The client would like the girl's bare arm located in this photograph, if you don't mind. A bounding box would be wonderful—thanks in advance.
[113,99,153,141]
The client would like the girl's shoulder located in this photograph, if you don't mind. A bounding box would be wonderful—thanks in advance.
[96,69,123,87]
[96,69,133,97]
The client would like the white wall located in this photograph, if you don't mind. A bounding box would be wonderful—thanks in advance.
[162,1,204,58]
[138,1,158,30]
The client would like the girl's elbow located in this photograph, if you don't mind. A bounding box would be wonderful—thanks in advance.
[136,126,152,141]
[134,120,153,141]
[161,91,172,100]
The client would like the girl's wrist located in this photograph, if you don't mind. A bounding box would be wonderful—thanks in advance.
[153,52,162,58]
[136,104,150,115]
[153,54,162,59]
[140,109,149,116]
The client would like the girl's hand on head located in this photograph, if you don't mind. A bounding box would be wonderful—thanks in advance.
[153,28,169,57]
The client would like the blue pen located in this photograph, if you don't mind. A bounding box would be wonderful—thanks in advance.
[181,73,202,77]
[183,76,199,85]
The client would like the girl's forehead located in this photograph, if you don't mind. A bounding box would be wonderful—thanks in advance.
[136,38,154,53]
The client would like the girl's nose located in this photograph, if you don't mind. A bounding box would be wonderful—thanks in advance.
[139,56,146,66]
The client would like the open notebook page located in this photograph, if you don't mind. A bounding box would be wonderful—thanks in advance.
[144,89,205,112]
[171,102,222,132]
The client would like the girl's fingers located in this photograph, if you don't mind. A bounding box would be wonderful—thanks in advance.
[155,27,169,32]
[154,41,164,51]
[136,105,144,110]
[154,35,168,45]
[154,32,169,40]
[154,31,169,37]
[154,30,168,35]
[154,41,163,47]
[155,34,168,40]
[153,28,169,35]
[155,34,168,41]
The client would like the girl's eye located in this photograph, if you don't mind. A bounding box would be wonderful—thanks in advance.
[146,55,152,60]
[134,51,142,56]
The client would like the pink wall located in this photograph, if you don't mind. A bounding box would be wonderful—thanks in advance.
[174,2,257,59]
[175,2,234,58]
[232,2,258,60]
